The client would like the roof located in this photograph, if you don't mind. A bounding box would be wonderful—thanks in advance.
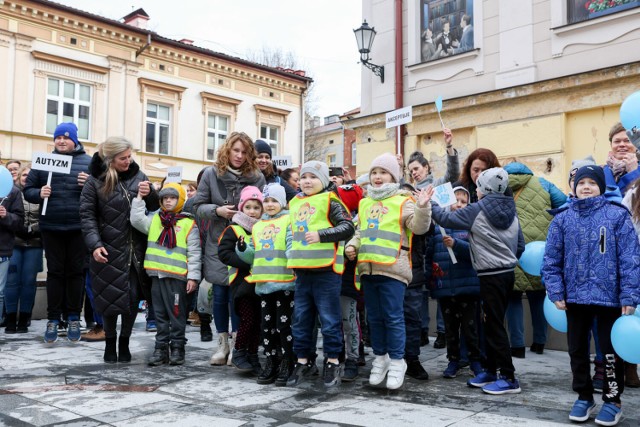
[121,7,149,21]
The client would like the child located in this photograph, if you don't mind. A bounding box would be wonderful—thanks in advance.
[237,183,296,386]
[218,186,264,376]
[428,186,483,379]
[345,153,432,390]
[543,165,639,425]
[130,182,200,366]
[286,160,355,388]
[429,167,525,395]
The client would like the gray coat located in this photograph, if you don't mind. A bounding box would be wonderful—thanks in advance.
[415,150,460,189]
[191,166,265,285]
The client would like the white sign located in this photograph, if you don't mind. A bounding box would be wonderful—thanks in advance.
[272,155,292,169]
[432,182,457,207]
[165,166,183,183]
[385,106,413,129]
[31,152,73,174]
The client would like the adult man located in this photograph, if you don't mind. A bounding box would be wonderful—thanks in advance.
[453,15,474,54]
[24,122,91,343]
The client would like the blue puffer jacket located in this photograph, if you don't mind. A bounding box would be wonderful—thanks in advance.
[542,195,640,308]
[429,226,480,298]
[23,143,91,231]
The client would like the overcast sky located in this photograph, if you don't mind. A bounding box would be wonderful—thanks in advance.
[54,0,363,120]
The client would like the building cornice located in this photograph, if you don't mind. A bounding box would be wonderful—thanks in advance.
[32,50,109,74]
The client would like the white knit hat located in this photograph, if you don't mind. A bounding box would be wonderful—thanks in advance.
[476,167,509,194]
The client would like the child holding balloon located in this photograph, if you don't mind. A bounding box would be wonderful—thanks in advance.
[542,165,640,426]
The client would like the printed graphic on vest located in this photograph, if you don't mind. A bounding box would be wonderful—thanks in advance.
[294,202,316,246]
[259,223,281,260]
[366,201,388,241]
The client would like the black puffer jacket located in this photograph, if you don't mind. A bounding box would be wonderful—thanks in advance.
[23,143,90,231]
[0,186,25,257]
[80,153,159,316]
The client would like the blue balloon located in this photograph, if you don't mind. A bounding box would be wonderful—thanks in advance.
[519,241,546,276]
[611,315,640,364]
[544,295,567,333]
[0,166,13,198]
[620,91,640,132]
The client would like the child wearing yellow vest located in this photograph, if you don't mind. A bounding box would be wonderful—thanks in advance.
[345,153,432,390]
[218,186,263,376]
[237,183,296,386]
[286,161,355,388]
[130,183,201,366]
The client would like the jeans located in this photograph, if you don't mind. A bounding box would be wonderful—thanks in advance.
[292,270,343,359]
[421,288,445,334]
[84,271,102,325]
[363,275,406,360]
[212,284,239,334]
[0,257,11,319]
[5,247,42,314]
[403,286,423,360]
[506,290,548,348]
[588,318,604,362]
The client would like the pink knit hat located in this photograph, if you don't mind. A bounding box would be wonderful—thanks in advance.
[369,153,401,183]
[238,186,264,212]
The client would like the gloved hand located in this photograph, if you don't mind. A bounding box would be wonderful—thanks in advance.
[237,236,247,252]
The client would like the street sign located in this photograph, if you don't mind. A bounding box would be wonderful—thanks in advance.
[272,155,292,169]
[385,106,413,129]
[165,166,183,183]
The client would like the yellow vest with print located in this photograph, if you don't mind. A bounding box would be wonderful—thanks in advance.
[219,224,249,285]
[288,191,345,274]
[357,195,413,266]
[246,216,295,283]
[144,214,195,277]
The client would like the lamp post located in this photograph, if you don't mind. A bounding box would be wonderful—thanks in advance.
[354,20,384,83]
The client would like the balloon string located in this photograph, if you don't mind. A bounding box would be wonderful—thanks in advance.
[0,197,5,206]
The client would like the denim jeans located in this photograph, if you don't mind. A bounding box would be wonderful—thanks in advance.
[506,290,548,347]
[421,289,445,334]
[5,247,43,314]
[363,275,406,360]
[84,271,102,325]
[0,257,11,319]
[212,284,239,334]
[292,270,343,359]
[403,286,422,360]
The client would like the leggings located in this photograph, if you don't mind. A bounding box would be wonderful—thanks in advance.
[102,269,139,339]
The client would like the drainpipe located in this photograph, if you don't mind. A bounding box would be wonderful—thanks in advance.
[300,87,307,165]
[395,0,405,159]
[136,33,152,58]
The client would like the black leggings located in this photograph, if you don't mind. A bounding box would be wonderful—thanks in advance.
[102,268,140,339]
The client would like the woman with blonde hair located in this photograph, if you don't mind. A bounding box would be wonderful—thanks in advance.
[80,137,159,363]
[192,131,265,365]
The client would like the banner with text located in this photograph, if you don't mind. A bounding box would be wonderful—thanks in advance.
[31,152,73,174]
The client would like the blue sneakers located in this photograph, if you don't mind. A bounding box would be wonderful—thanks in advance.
[482,376,522,395]
[467,371,497,388]
[44,320,59,343]
[443,361,459,378]
[146,320,157,332]
[595,403,622,426]
[469,361,484,376]
[569,399,596,422]
[67,320,81,342]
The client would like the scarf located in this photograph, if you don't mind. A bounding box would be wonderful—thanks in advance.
[157,210,188,249]
[606,153,626,183]
[367,183,400,201]
[231,211,259,233]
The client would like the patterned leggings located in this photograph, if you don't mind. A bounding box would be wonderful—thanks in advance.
[261,290,295,358]
[235,297,261,353]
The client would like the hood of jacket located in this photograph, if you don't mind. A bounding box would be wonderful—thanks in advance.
[479,193,517,230]
[504,162,533,176]
[89,152,141,182]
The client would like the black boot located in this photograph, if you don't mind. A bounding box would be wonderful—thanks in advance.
[257,356,279,384]
[275,358,294,387]
[118,336,131,363]
[200,314,213,342]
[406,359,429,380]
[169,343,186,365]
[248,353,262,376]
[148,343,170,366]
[16,312,31,333]
[104,337,118,363]
[433,332,446,349]
[4,312,17,334]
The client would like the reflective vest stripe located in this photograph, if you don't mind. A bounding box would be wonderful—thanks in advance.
[359,244,399,258]
[144,215,193,276]
[360,229,400,242]
[289,249,339,259]
[144,254,188,269]
[250,265,292,275]
[246,216,295,283]
[146,241,188,257]
[254,250,288,259]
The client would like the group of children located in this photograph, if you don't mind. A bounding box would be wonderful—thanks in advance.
[129,151,639,425]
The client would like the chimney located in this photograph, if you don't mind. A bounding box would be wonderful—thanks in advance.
[122,8,150,30]
[179,39,194,45]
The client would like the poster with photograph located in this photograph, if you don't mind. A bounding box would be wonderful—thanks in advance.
[567,0,640,25]
[420,0,475,63]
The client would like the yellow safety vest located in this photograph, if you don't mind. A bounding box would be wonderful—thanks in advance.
[219,224,249,285]
[288,191,345,274]
[246,215,295,283]
[357,195,412,266]
[144,214,195,277]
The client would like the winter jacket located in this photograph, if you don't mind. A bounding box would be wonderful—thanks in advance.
[23,143,90,231]
[129,198,202,282]
[429,226,480,299]
[191,166,265,285]
[622,186,640,239]
[218,222,256,307]
[14,184,41,248]
[431,193,525,276]
[542,195,640,308]
[347,190,431,285]
[80,153,159,316]
[603,164,640,196]
[264,172,297,202]
[0,186,25,257]
[504,162,566,292]
[408,229,431,289]
[414,150,460,190]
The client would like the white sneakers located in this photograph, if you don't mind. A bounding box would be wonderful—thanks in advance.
[369,355,407,389]
[209,332,230,365]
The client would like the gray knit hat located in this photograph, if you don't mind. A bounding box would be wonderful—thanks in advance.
[568,155,596,184]
[300,160,330,189]
[263,183,287,208]
[476,167,509,195]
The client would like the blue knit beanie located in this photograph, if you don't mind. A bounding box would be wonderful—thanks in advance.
[573,165,605,195]
[254,139,272,158]
[53,122,79,146]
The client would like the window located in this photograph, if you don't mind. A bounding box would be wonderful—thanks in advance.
[567,0,640,24]
[207,114,229,161]
[352,143,357,166]
[146,103,171,155]
[260,124,279,154]
[46,78,91,139]
[327,153,336,167]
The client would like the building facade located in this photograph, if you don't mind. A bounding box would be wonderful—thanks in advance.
[349,0,640,192]
[0,1,311,181]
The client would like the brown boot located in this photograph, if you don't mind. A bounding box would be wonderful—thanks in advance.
[625,363,640,388]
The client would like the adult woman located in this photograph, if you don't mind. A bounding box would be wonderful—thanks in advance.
[407,128,459,190]
[186,182,197,199]
[80,137,158,363]
[456,148,501,203]
[5,164,42,333]
[281,168,299,191]
[604,122,640,196]
[192,132,265,365]
[254,139,297,201]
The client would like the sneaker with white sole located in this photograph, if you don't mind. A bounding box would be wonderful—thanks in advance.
[67,320,81,342]
[482,376,522,395]
[369,354,390,386]
[44,321,59,343]
[569,399,596,422]
[467,371,497,388]
[386,358,407,390]
[595,403,622,426]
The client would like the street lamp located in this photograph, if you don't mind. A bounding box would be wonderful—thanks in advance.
[354,20,384,83]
